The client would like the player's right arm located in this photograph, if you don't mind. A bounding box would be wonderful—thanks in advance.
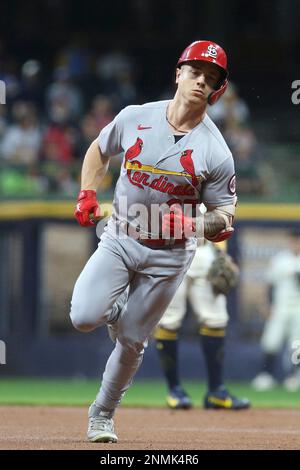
[75,140,110,227]
[81,140,110,191]
[75,108,125,227]
[75,140,109,227]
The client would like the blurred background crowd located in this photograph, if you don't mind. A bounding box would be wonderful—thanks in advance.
[0,0,299,202]
[0,48,289,201]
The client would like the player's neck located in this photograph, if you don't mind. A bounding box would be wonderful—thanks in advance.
[167,97,206,133]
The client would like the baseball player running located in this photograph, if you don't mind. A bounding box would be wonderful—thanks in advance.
[71,40,237,443]
[155,241,250,410]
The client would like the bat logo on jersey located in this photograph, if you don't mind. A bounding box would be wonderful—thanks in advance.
[180,150,198,187]
[202,44,218,59]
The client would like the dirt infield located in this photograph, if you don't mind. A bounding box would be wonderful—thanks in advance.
[1,406,300,450]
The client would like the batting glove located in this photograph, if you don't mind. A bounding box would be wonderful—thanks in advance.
[162,205,195,239]
[75,190,101,227]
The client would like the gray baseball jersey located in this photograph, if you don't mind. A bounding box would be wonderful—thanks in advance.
[70,99,236,414]
[98,99,236,236]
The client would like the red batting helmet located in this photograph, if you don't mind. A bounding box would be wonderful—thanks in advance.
[177,40,229,105]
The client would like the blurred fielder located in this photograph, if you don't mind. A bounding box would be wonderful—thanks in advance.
[155,241,250,410]
[252,230,300,391]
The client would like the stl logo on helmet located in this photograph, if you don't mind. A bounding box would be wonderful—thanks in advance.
[202,44,218,59]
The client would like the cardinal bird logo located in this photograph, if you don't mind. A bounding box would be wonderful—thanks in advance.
[124,137,143,166]
[180,150,198,187]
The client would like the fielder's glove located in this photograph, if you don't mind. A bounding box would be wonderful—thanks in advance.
[207,251,239,296]
[75,190,101,227]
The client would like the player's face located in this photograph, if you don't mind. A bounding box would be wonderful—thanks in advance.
[176,62,221,105]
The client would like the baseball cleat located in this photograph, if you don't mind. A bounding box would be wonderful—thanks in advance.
[166,386,193,409]
[87,403,118,443]
[204,386,251,410]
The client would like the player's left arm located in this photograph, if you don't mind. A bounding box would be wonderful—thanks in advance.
[201,156,237,242]
[203,202,235,241]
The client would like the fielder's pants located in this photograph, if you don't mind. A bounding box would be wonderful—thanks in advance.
[158,275,229,331]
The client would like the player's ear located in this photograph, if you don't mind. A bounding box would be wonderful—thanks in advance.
[175,67,181,84]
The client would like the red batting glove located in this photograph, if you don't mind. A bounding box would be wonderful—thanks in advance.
[162,205,195,239]
[205,227,234,243]
[75,190,101,227]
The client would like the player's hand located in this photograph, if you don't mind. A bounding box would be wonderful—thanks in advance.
[162,205,195,238]
[75,190,101,227]
[205,227,234,243]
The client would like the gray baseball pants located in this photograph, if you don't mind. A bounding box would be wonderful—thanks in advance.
[70,227,195,412]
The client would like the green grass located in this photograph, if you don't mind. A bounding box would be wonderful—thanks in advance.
[0,378,299,408]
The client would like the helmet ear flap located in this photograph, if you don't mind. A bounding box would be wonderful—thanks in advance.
[208,79,228,105]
